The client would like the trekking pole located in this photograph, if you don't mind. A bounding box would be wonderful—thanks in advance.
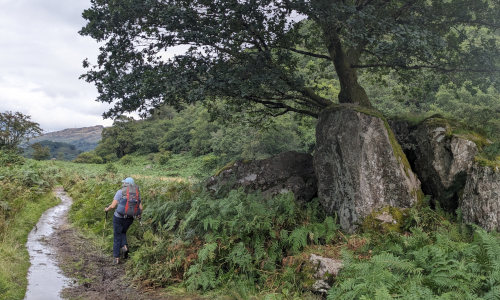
[103,210,108,241]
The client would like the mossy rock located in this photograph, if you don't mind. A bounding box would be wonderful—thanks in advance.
[362,206,408,233]
[214,161,237,176]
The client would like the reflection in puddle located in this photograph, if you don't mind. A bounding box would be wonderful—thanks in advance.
[24,188,72,300]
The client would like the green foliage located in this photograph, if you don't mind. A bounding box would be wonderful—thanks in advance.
[24,140,82,161]
[0,111,42,151]
[31,142,51,161]
[120,154,134,165]
[328,201,500,300]
[73,151,104,164]
[94,103,316,167]
[137,188,338,293]
[200,154,218,172]
[0,150,25,166]
[81,0,498,119]
[433,85,500,140]
[105,162,118,174]
[0,152,59,299]
[158,151,172,165]
[482,142,500,161]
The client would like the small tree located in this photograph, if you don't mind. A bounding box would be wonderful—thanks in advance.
[0,111,42,150]
[31,143,51,161]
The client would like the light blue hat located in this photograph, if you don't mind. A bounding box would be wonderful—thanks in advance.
[121,177,135,185]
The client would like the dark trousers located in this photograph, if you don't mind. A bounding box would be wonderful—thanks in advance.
[113,215,134,258]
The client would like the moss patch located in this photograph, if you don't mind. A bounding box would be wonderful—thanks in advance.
[474,156,500,170]
[396,115,498,170]
[362,206,408,233]
[214,161,237,176]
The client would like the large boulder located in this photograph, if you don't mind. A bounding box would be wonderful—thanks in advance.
[461,163,500,231]
[390,118,478,211]
[206,151,317,202]
[314,105,421,232]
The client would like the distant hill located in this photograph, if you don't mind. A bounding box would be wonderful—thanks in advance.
[27,125,103,153]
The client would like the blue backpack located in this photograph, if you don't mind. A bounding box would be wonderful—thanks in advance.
[116,184,141,217]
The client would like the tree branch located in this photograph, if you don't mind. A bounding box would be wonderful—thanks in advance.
[248,97,319,118]
[351,63,500,73]
[286,48,332,60]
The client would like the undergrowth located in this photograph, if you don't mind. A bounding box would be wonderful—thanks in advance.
[57,156,500,299]
[137,187,337,296]
[0,151,59,300]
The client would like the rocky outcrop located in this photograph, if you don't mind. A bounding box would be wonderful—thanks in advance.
[206,151,317,202]
[390,118,478,211]
[309,254,343,294]
[461,164,500,231]
[314,106,421,232]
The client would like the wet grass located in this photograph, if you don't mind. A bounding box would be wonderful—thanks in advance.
[0,192,59,300]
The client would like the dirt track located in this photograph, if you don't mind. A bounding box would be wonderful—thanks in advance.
[48,190,203,300]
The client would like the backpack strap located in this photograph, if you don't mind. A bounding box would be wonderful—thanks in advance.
[133,187,140,215]
[124,186,130,214]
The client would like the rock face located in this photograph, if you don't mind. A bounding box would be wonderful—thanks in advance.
[314,106,421,232]
[461,164,500,231]
[390,118,478,211]
[206,151,317,202]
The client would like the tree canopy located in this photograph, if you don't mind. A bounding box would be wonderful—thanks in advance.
[80,0,499,118]
[0,111,42,150]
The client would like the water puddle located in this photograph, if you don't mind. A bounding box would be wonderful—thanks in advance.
[24,188,72,300]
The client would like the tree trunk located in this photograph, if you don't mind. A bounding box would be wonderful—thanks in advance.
[323,29,372,107]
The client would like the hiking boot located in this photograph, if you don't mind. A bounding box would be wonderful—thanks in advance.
[113,258,120,265]
[121,245,129,259]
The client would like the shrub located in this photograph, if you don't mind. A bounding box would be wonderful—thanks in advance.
[157,151,172,165]
[73,152,104,164]
[120,154,134,165]
[0,150,25,166]
[201,154,218,171]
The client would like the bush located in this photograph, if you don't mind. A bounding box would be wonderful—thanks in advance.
[73,152,104,164]
[201,154,218,171]
[120,154,134,165]
[0,150,25,166]
[157,151,172,165]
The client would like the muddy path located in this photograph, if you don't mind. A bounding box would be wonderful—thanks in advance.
[25,187,72,300]
[26,188,203,300]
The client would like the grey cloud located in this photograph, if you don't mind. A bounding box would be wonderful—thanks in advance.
[0,0,110,132]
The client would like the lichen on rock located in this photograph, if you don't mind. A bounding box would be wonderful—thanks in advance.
[390,117,478,212]
[314,105,421,232]
[461,163,500,231]
[206,151,317,203]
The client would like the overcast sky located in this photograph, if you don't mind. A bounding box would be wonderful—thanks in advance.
[0,0,115,132]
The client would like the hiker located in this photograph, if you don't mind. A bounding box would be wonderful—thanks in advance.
[104,177,142,264]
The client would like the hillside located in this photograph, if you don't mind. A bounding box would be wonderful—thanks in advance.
[23,140,83,161]
[28,125,103,152]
